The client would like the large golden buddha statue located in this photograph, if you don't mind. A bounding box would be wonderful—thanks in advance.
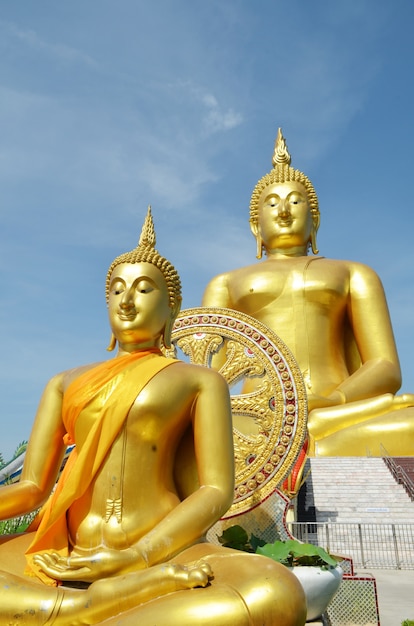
[0,208,306,625]
[203,129,414,457]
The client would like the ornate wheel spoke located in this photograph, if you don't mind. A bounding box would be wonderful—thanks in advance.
[176,334,223,366]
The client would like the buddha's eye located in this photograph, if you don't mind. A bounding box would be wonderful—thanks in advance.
[111,282,125,295]
[137,281,154,294]
[288,194,304,206]
[266,195,279,207]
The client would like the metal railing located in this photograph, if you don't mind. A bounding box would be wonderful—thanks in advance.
[380,448,414,501]
[289,521,414,570]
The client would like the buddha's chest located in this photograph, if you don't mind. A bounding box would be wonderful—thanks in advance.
[230,260,349,319]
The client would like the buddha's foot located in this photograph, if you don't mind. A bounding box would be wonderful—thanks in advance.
[59,560,214,625]
[171,560,212,590]
[394,393,414,408]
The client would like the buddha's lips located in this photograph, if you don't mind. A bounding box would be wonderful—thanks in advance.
[118,311,137,320]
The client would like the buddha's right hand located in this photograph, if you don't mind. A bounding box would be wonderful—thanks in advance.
[33,545,147,582]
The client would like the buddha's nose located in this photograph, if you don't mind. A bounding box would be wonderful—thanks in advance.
[120,287,135,309]
[278,199,290,217]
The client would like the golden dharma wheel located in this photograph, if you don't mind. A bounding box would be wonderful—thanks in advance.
[172,307,307,517]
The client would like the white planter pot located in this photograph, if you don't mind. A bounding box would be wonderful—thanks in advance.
[290,565,343,621]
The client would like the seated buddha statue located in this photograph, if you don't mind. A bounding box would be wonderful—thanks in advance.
[0,207,306,625]
[203,129,414,458]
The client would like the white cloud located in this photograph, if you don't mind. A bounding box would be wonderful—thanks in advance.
[204,106,243,133]
[178,81,244,135]
[2,21,99,69]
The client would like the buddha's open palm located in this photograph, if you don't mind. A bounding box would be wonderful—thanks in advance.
[33,546,145,582]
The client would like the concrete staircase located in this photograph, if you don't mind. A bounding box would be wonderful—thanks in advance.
[298,457,414,524]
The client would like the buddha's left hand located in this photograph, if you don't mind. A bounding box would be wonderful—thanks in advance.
[33,547,146,582]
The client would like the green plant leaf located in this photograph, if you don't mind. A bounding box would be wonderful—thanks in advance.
[249,533,266,552]
[13,441,28,459]
[257,539,338,567]
[217,525,252,551]
[289,541,338,567]
[257,541,294,566]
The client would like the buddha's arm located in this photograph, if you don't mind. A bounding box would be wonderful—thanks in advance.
[332,263,401,402]
[202,273,231,307]
[0,374,66,520]
[202,275,234,370]
[308,264,402,430]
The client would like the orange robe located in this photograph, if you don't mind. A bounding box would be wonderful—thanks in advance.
[25,350,176,584]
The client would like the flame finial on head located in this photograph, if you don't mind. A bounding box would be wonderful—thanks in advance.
[138,205,156,249]
[272,128,291,168]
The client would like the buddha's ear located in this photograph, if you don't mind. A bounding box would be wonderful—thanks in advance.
[310,213,320,255]
[250,220,263,260]
[250,219,259,238]
[163,300,181,350]
[106,332,117,352]
[312,212,320,234]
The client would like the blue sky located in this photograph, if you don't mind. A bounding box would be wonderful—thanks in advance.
[0,1,413,460]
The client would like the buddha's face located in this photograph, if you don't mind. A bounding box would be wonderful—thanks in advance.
[108,262,172,350]
[255,181,313,252]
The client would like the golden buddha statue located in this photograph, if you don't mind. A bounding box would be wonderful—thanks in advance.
[0,207,306,625]
[203,129,414,458]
